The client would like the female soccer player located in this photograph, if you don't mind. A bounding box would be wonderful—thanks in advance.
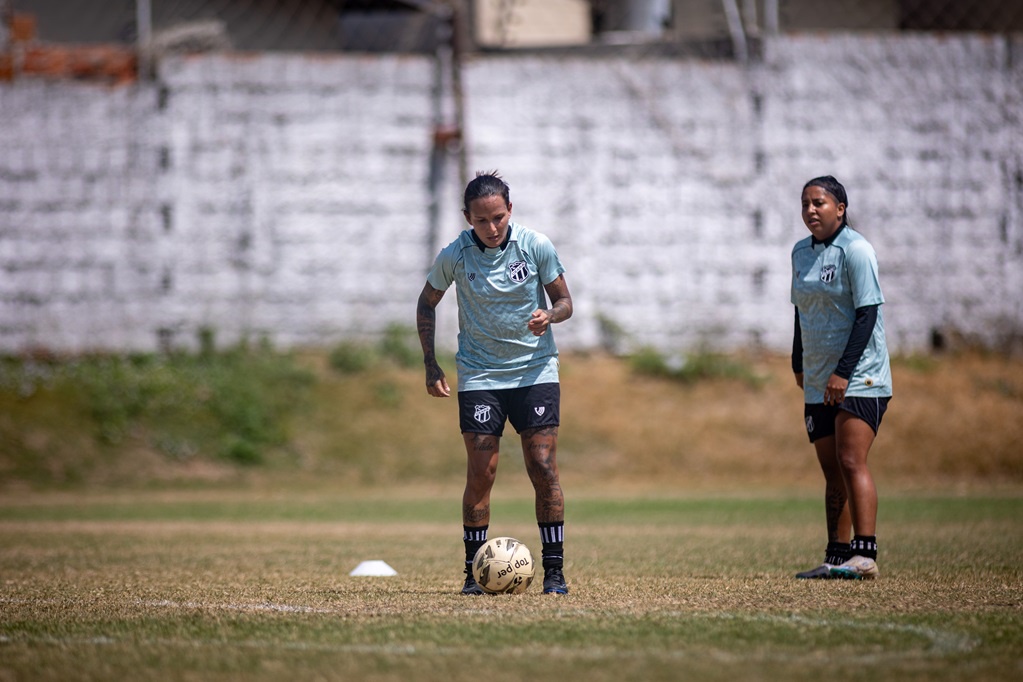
[416,172,573,595]
[791,176,892,580]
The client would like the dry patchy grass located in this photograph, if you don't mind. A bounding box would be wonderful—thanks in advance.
[556,350,1023,489]
[286,349,1023,494]
[2,349,1021,493]
[0,491,1021,681]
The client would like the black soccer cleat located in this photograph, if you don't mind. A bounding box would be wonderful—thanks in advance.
[461,568,485,595]
[795,563,835,579]
[542,567,569,595]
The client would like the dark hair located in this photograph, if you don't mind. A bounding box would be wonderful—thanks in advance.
[463,171,510,213]
[803,175,849,226]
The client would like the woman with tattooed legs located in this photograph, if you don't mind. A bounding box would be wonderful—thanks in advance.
[417,171,573,595]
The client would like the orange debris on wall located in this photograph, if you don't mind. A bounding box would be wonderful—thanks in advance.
[2,12,137,84]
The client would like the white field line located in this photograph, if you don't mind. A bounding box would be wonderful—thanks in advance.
[0,632,978,665]
[687,611,979,655]
[0,634,422,656]
[0,598,979,660]
[139,599,336,614]
[136,600,979,652]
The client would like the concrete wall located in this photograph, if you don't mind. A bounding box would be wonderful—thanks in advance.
[1,34,1021,355]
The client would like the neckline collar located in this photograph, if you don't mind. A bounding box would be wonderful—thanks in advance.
[471,224,512,252]
[812,224,846,247]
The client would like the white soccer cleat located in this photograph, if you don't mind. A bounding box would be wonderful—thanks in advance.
[829,555,879,580]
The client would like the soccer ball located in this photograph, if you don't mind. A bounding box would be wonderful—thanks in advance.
[472,537,535,594]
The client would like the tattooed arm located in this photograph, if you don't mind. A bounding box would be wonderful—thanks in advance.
[528,274,573,337]
[417,282,450,397]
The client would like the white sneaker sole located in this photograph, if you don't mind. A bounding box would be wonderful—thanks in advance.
[829,556,879,580]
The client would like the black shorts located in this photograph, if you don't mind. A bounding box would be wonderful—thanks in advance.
[804,396,890,443]
[458,383,560,437]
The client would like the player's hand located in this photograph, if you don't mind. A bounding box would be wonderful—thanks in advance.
[794,372,804,389]
[528,309,551,336]
[823,374,848,405]
[425,362,450,397]
[427,377,450,397]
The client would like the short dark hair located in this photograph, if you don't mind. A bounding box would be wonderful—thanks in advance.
[803,175,849,226]
[463,171,510,213]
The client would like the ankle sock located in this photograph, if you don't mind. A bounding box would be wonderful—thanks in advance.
[463,525,488,572]
[825,541,852,566]
[850,535,878,560]
[539,521,564,570]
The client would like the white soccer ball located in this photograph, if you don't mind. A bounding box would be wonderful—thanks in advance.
[472,536,535,594]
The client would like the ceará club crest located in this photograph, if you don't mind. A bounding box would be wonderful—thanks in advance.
[508,261,529,283]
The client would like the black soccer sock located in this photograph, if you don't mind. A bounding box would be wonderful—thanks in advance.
[825,541,852,566]
[463,525,488,572]
[538,521,564,570]
[850,535,878,560]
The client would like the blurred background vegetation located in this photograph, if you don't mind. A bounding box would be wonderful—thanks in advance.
[2,326,1021,492]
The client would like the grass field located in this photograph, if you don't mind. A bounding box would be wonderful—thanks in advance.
[2,347,1022,680]
[1,486,1021,681]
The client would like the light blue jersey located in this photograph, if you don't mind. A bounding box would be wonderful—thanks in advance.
[427,223,565,391]
[791,226,892,404]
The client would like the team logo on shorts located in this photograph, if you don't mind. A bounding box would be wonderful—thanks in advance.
[508,261,529,283]
[534,406,545,416]
[820,265,837,283]
[805,416,814,433]
[474,404,492,423]
[468,272,476,282]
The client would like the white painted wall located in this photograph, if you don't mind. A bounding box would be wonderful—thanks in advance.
[1,34,1020,355]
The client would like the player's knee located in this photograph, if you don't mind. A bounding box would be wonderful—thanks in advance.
[467,465,498,491]
[525,459,559,488]
[835,447,866,473]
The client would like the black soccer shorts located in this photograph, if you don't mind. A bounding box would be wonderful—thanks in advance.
[804,396,890,443]
[458,383,560,436]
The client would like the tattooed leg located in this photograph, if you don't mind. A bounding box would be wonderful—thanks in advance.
[463,433,500,527]
[814,435,852,543]
[521,426,564,524]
